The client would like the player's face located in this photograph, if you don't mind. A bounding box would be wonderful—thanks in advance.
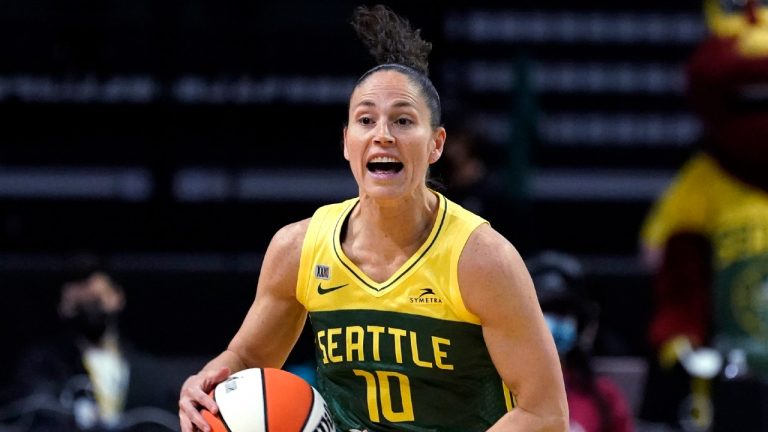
[344,70,445,201]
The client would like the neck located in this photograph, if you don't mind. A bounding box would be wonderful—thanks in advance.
[351,189,439,254]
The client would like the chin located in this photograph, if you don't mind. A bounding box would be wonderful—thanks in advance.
[361,181,411,202]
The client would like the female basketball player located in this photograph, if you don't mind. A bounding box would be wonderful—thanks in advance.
[179,5,567,431]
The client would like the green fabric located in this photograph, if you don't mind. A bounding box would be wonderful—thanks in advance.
[714,253,768,378]
[309,309,510,432]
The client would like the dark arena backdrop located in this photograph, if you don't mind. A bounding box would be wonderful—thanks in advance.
[1,0,703,395]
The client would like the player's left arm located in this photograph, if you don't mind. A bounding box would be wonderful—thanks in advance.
[459,224,568,432]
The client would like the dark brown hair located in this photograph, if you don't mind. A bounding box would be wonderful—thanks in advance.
[350,4,441,128]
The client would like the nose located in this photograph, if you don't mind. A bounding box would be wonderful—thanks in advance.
[373,122,395,146]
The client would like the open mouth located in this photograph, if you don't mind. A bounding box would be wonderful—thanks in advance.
[367,156,404,174]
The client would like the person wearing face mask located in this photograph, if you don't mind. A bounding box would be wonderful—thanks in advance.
[7,254,180,431]
[528,251,634,432]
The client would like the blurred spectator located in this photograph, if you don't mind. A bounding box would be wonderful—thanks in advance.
[440,127,495,215]
[528,251,635,432]
[2,253,179,431]
[437,125,524,242]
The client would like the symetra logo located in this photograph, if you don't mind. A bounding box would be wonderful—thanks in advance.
[409,287,443,304]
[317,283,349,295]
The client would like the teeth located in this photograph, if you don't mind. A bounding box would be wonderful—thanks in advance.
[369,156,400,163]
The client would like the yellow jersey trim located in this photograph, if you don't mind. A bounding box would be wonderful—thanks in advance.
[331,193,448,296]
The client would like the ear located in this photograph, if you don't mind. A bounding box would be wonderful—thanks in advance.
[429,127,446,164]
[343,126,350,161]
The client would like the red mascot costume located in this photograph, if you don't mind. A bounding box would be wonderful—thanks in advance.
[640,1,768,430]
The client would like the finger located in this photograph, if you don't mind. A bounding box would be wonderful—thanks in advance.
[190,407,212,432]
[193,387,218,414]
[204,367,230,390]
[180,409,203,432]
[179,411,193,432]
[180,399,211,432]
[199,367,231,413]
[211,366,231,382]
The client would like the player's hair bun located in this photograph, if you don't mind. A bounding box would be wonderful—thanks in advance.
[351,4,432,75]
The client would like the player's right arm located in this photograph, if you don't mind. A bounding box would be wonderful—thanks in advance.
[179,219,311,432]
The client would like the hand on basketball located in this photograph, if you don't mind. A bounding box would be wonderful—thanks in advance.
[179,366,231,432]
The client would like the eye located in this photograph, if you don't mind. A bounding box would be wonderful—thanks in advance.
[394,117,413,126]
[358,116,374,126]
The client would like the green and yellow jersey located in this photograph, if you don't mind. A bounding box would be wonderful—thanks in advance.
[641,152,768,376]
[296,192,514,432]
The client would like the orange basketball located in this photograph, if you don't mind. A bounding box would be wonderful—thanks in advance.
[201,368,335,432]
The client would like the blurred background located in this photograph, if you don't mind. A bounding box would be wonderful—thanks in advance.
[0,0,709,430]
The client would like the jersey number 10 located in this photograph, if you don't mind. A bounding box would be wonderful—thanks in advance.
[353,369,415,422]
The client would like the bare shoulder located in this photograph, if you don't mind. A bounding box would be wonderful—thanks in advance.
[458,224,534,317]
[269,218,311,253]
[459,224,527,283]
[258,218,312,298]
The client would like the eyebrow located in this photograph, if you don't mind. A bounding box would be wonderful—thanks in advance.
[354,100,418,109]
[393,100,417,109]
[355,100,376,109]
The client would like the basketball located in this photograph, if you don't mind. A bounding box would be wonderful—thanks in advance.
[201,368,336,432]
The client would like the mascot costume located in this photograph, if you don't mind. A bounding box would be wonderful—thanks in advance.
[640,0,768,430]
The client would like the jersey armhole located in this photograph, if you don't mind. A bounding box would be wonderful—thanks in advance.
[448,221,488,325]
[296,207,328,308]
